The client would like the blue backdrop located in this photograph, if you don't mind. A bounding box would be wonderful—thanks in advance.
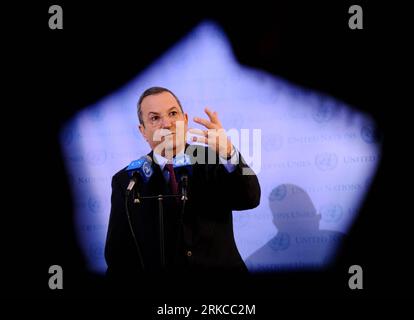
[60,21,381,274]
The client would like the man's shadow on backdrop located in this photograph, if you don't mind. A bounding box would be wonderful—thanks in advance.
[246,184,344,272]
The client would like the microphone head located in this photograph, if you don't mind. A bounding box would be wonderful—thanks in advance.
[172,153,192,168]
[126,155,153,182]
[173,154,192,174]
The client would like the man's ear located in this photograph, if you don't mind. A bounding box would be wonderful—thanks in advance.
[139,124,147,141]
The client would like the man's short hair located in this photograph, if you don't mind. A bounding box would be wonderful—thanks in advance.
[137,86,184,125]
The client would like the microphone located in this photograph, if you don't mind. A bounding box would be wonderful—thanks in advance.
[180,175,189,201]
[173,154,192,201]
[124,156,152,271]
[125,155,153,194]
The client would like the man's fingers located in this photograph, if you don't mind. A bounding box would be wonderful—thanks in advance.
[205,107,222,125]
[193,116,214,129]
[204,108,217,123]
[191,135,207,144]
[188,128,208,137]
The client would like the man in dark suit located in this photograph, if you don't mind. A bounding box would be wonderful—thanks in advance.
[105,87,260,285]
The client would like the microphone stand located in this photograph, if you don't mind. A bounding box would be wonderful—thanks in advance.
[133,192,185,270]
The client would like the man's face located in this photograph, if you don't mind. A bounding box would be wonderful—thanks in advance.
[139,91,188,158]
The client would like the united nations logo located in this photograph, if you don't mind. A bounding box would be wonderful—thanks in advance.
[269,185,288,202]
[89,243,104,260]
[315,153,338,171]
[142,161,152,177]
[88,197,101,214]
[263,134,284,152]
[86,108,103,122]
[312,101,336,123]
[86,150,107,166]
[320,204,343,223]
[269,232,290,251]
[361,124,380,144]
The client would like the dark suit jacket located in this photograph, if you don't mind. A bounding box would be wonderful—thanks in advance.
[105,145,260,283]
